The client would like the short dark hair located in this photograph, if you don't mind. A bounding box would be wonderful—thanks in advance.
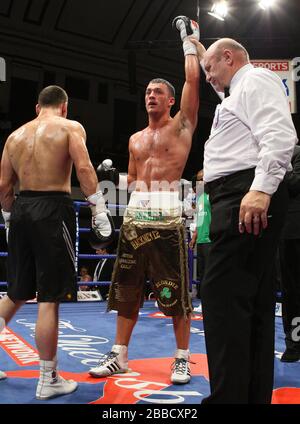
[148,78,175,98]
[192,170,204,190]
[38,85,68,107]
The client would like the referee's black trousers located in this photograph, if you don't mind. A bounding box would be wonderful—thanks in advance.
[279,238,300,348]
[201,169,288,404]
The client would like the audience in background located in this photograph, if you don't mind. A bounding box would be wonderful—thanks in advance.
[79,266,92,291]
[93,245,116,301]
[189,170,211,300]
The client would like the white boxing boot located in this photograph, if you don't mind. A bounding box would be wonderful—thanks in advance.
[171,349,191,384]
[89,344,129,377]
[36,359,78,400]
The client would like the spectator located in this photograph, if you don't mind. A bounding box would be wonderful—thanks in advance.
[79,266,92,291]
[189,170,211,299]
[93,246,115,300]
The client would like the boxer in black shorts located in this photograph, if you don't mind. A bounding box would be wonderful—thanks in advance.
[0,85,113,398]
[8,191,77,303]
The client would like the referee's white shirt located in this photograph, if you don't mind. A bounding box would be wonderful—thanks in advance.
[204,63,298,195]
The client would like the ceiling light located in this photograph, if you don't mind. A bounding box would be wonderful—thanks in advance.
[259,0,276,10]
[208,1,228,21]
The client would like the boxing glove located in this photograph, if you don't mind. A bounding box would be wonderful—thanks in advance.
[97,159,128,190]
[172,15,199,56]
[1,209,10,244]
[97,159,119,186]
[86,191,115,249]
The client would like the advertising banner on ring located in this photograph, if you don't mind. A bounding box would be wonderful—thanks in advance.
[251,60,297,113]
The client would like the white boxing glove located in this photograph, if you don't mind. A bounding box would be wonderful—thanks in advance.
[86,191,115,249]
[172,15,200,56]
[1,209,10,244]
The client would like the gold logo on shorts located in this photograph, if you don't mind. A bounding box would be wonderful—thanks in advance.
[155,280,179,308]
[123,227,138,241]
[130,230,160,250]
[156,280,178,290]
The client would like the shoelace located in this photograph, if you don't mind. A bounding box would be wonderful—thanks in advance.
[171,358,195,374]
[171,358,188,375]
[97,351,118,366]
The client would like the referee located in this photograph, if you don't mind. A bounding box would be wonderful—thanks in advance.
[191,37,297,404]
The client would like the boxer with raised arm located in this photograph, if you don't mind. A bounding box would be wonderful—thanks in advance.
[89,17,202,384]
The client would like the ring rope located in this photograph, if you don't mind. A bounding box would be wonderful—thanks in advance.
[0,202,200,291]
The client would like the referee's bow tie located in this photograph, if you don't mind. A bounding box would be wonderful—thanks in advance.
[224,86,230,98]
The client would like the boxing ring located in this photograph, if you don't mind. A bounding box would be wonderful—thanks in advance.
[0,200,299,404]
[0,200,199,299]
[0,201,123,297]
[70,199,200,298]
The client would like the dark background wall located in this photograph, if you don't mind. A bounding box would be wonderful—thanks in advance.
[1,0,300,184]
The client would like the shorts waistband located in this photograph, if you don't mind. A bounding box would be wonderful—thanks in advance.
[128,191,181,210]
[19,191,70,197]
[205,168,255,194]
[125,190,183,225]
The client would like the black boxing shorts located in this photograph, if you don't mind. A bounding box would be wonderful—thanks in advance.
[7,191,77,302]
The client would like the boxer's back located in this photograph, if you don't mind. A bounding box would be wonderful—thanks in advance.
[7,115,74,192]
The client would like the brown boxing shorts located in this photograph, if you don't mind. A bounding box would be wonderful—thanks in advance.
[107,222,192,317]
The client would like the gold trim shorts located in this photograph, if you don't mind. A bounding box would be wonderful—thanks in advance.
[107,221,192,317]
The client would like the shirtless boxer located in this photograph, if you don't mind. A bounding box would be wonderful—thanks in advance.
[0,85,113,399]
[89,16,201,384]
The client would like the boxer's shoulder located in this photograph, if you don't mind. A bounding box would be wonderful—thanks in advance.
[130,129,144,142]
